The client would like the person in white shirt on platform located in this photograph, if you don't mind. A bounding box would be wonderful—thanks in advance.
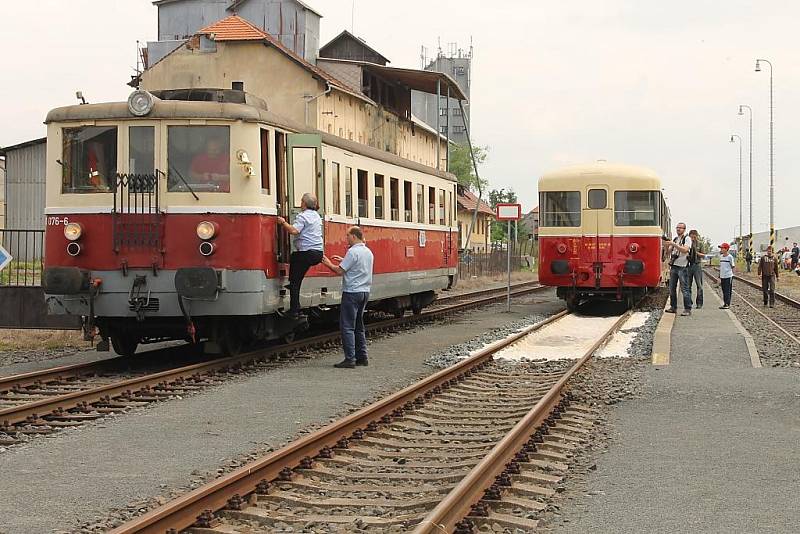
[321,226,374,369]
[276,193,323,319]
[717,242,735,309]
[664,222,694,316]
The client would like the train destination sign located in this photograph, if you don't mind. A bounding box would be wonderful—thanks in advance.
[0,245,12,272]
[495,203,522,220]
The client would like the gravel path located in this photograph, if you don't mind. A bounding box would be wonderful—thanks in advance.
[0,294,564,534]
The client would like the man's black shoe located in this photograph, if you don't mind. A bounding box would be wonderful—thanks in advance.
[356,359,369,366]
[334,360,356,369]
[665,308,677,314]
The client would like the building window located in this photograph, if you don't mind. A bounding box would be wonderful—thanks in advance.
[331,162,341,214]
[62,126,117,193]
[452,125,466,134]
[454,65,466,76]
[374,174,384,219]
[452,108,462,116]
[440,126,448,134]
[440,108,448,116]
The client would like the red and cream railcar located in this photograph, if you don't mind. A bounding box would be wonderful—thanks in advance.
[537,162,671,310]
[43,89,458,356]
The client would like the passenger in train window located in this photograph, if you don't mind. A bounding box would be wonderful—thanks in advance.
[277,193,324,319]
[321,226,374,369]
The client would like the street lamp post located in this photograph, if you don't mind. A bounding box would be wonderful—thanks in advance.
[738,104,753,259]
[755,59,774,247]
[730,134,743,252]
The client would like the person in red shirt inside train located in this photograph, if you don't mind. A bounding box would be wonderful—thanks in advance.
[189,137,230,192]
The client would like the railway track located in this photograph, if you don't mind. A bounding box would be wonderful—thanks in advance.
[0,282,548,446]
[107,308,631,534]
[704,268,800,346]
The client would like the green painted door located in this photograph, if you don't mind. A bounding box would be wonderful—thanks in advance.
[286,134,324,220]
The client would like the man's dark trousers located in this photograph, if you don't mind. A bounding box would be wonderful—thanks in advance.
[340,291,369,364]
[669,265,692,311]
[688,263,704,307]
[288,249,323,312]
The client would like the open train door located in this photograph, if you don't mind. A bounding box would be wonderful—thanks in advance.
[286,134,324,221]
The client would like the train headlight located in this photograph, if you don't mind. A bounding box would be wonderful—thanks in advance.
[196,221,218,240]
[199,241,216,256]
[629,243,640,253]
[556,243,568,254]
[66,242,81,257]
[64,222,83,241]
[127,90,157,117]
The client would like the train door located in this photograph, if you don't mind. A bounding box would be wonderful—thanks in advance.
[286,134,324,223]
[585,186,612,288]
[274,132,290,266]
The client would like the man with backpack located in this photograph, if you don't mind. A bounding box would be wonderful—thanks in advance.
[687,229,704,309]
[664,222,694,316]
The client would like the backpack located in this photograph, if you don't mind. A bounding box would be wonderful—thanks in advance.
[687,239,698,265]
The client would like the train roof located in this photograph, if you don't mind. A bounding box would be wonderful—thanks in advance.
[539,162,661,190]
[45,98,457,182]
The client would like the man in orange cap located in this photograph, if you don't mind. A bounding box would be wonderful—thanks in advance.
[718,243,734,308]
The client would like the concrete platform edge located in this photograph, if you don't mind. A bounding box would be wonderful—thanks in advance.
[706,281,762,368]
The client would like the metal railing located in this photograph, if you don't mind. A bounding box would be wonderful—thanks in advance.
[457,241,537,279]
[0,229,45,287]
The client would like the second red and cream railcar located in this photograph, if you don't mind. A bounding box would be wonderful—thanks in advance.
[537,162,671,310]
[42,89,458,355]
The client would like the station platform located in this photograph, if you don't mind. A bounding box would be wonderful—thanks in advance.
[555,282,800,533]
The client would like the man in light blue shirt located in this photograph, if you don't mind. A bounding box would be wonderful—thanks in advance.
[276,193,323,318]
[322,226,374,368]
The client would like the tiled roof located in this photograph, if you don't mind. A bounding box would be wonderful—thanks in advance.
[198,15,272,41]
[197,16,361,101]
[457,189,494,216]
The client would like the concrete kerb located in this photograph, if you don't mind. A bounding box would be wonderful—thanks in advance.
[705,281,762,368]
[651,309,674,366]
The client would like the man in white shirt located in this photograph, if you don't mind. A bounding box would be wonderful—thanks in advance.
[321,226,375,369]
[664,222,694,316]
[276,193,323,319]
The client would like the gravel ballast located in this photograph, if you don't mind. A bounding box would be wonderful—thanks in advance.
[0,295,565,534]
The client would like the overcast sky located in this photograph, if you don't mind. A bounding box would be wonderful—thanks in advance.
[1,0,798,244]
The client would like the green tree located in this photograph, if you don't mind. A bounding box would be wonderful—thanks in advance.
[449,143,489,192]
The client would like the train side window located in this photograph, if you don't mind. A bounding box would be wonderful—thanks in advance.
[374,174,384,219]
[416,183,425,223]
[259,129,270,193]
[331,162,341,214]
[390,178,399,221]
[614,191,660,226]
[428,187,436,225]
[540,191,581,227]
[587,189,607,209]
[438,190,446,225]
[344,166,353,217]
[167,125,230,193]
[403,181,413,222]
[62,126,117,193]
[357,169,368,217]
[129,126,155,176]
[448,190,453,226]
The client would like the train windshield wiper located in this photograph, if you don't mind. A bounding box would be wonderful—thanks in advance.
[166,165,200,201]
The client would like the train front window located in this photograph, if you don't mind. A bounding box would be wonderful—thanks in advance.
[614,191,660,226]
[167,126,230,193]
[129,126,155,176]
[587,189,607,209]
[540,191,580,227]
[62,126,117,193]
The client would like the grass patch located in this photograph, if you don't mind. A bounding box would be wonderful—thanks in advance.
[0,329,89,352]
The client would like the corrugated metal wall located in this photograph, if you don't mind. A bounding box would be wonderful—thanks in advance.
[0,159,6,229]
[6,141,46,230]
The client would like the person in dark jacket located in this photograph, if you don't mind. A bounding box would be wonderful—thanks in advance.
[757,245,780,307]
